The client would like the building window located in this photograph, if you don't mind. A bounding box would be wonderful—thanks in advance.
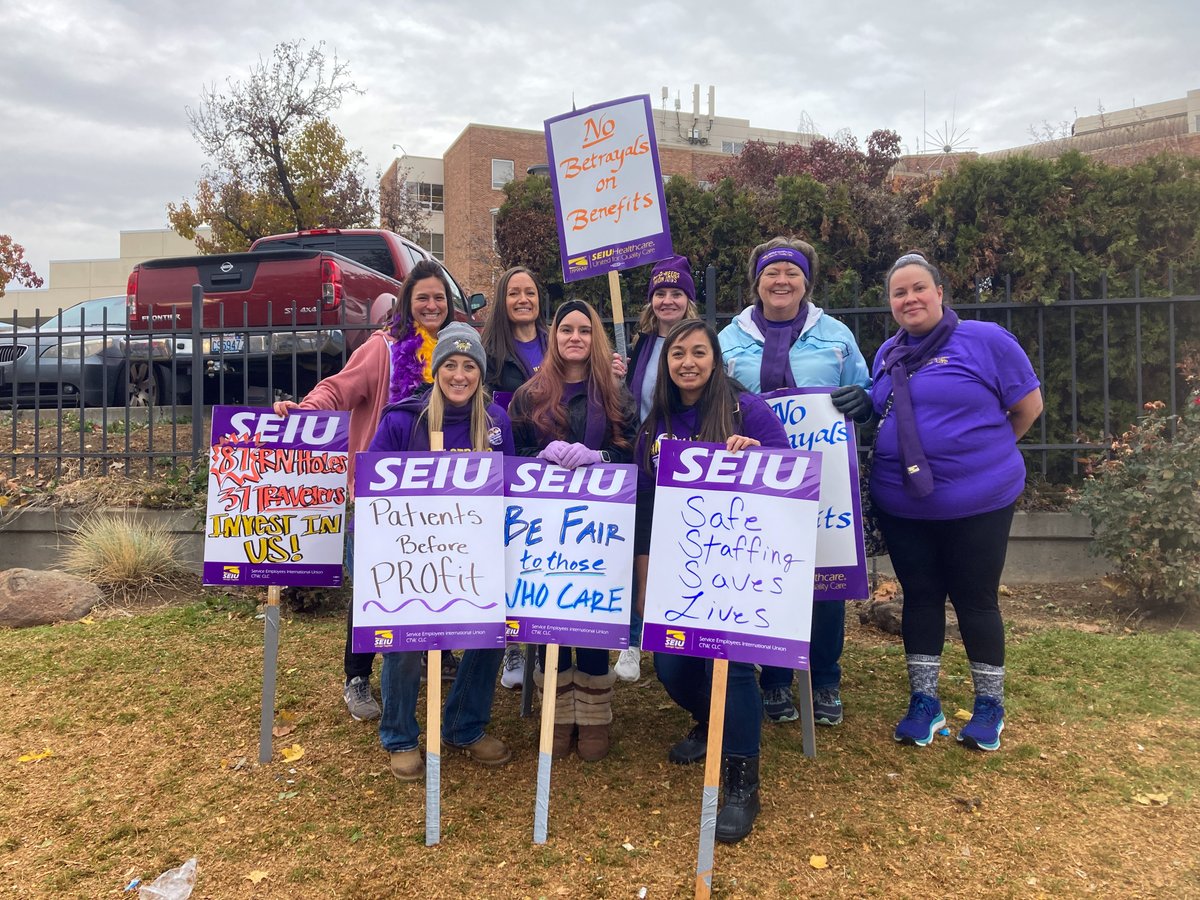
[491,159,515,190]
[721,140,745,156]
[490,208,500,251]
[416,231,445,261]
[408,182,444,211]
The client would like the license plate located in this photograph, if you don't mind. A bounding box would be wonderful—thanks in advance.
[215,334,244,353]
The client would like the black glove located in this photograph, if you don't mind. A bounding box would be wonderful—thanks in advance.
[830,384,873,424]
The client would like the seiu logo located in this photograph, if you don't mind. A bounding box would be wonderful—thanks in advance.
[227,411,342,445]
[222,565,240,581]
[373,629,394,648]
[507,462,628,497]
[367,455,492,491]
[665,629,686,649]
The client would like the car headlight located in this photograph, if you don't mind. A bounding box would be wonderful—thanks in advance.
[41,336,125,359]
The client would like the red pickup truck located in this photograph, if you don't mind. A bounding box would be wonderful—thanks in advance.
[126,228,485,402]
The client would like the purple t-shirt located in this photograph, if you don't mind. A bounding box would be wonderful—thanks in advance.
[368,402,515,456]
[514,338,544,376]
[868,320,1039,520]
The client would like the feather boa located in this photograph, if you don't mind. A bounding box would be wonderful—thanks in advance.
[388,325,437,403]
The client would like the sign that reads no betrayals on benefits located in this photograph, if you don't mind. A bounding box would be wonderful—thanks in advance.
[545,94,672,282]
[351,452,506,654]
[762,388,870,601]
[642,441,822,670]
[203,406,349,587]
[503,460,636,650]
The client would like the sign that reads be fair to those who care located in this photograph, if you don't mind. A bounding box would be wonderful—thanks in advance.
[351,452,507,654]
[203,406,349,587]
[503,460,636,651]
[642,441,822,670]
[545,94,672,282]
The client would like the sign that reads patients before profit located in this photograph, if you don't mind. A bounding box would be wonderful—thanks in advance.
[641,441,822,669]
[762,388,870,601]
[203,406,349,588]
[545,94,672,282]
[503,459,637,650]
[351,452,506,654]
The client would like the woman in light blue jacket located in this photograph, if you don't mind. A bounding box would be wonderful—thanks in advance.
[718,236,873,728]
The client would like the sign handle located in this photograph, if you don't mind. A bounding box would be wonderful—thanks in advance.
[608,270,628,361]
[533,642,560,844]
[694,657,729,899]
[257,585,282,764]
[797,670,817,759]
[426,430,445,846]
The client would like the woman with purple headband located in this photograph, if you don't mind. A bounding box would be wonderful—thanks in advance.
[871,252,1041,752]
[718,237,872,728]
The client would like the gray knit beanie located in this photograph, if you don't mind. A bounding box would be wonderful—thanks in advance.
[432,322,487,378]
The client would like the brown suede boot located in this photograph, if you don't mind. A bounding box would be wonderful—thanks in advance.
[534,664,576,759]
[574,668,616,762]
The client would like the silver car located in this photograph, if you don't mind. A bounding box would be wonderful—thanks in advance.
[0,296,189,408]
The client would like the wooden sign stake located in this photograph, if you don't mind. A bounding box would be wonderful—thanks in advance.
[533,642,561,844]
[608,270,628,360]
[257,584,282,764]
[426,430,445,846]
[694,657,730,899]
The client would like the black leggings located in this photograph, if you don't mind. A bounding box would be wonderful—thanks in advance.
[875,503,1014,667]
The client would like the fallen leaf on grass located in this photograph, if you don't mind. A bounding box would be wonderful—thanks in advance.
[954,708,972,722]
[1133,792,1170,806]
[281,743,305,762]
[873,580,899,601]
[17,748,53,763]
[272,723,296,738]
[245,870,269,884]
[277,790,299,801]
[809,855,829,869]
[622,842,635,851]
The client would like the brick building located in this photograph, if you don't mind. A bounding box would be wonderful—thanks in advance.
[383,86,817,296]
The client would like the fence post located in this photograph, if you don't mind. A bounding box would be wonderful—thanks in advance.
[191,283,204,464]
[705,265,717,329]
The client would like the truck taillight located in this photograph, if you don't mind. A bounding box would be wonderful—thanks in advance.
[126,269,139,318]
[321,258,343,309]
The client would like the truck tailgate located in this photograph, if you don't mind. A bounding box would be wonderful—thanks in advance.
[131,250,326,330]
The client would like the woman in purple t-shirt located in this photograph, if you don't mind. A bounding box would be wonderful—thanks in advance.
[481,266,549,395]
[632,320,789,844]
[869,253,1042,753]
[368,322,516,782]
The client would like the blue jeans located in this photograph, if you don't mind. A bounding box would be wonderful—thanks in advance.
[654,654,762,757]
[759,599,845,693]
[378,648,503,752]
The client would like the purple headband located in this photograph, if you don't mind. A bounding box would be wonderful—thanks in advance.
[754,247,811,281]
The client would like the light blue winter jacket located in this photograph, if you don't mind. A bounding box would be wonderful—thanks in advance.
[717,305,870,392]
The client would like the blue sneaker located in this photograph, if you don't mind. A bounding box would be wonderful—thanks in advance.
[894,692,946,746]
[957,696,1005,751]
[762,686,799,723]
[813,687,843,726]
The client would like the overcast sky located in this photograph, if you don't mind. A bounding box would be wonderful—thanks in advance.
[2,0,1196,287]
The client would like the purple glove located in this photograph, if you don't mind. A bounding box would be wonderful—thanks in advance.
[558,442,603,469]
[537,440,570,465]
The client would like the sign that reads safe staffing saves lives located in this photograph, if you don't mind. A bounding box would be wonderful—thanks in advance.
[351,452,507,654]
[641,441,822,670]
[503,460,636,650]
[545,94,672,282]
[203,406,349,587]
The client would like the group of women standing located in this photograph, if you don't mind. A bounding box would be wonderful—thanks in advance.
[276,235,1042,844]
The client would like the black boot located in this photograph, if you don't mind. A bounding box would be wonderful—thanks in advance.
[715,754,761,844]
[668,721,707,765]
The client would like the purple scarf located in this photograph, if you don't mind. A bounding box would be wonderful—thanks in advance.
[879,306,960,498]
[751,304,808,391]
[388,325,429,403]
[628,333,659,407]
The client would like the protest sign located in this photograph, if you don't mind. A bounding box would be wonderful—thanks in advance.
[544,94,672,284]
[351,451,506,653]
[503,459,636,650]
[203,406,349,587]
[762,388,870,601]
[641,441,822,669]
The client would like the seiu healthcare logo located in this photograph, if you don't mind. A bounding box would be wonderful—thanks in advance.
[222,565,240,581]
[373,629,395,649]
[665,629,686,650]
[505,619,521,638]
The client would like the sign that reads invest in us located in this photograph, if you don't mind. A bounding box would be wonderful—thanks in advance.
[544,94,673,282]
[203,406,349,588]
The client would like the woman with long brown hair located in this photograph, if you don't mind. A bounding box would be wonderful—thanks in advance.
[508,300,637,761]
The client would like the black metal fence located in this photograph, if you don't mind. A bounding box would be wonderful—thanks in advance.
[4,275,1198,485]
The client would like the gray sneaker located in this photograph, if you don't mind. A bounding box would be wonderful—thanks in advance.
[343,676,381,721]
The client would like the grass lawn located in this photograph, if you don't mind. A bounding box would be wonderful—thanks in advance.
[0,594,1197,898]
